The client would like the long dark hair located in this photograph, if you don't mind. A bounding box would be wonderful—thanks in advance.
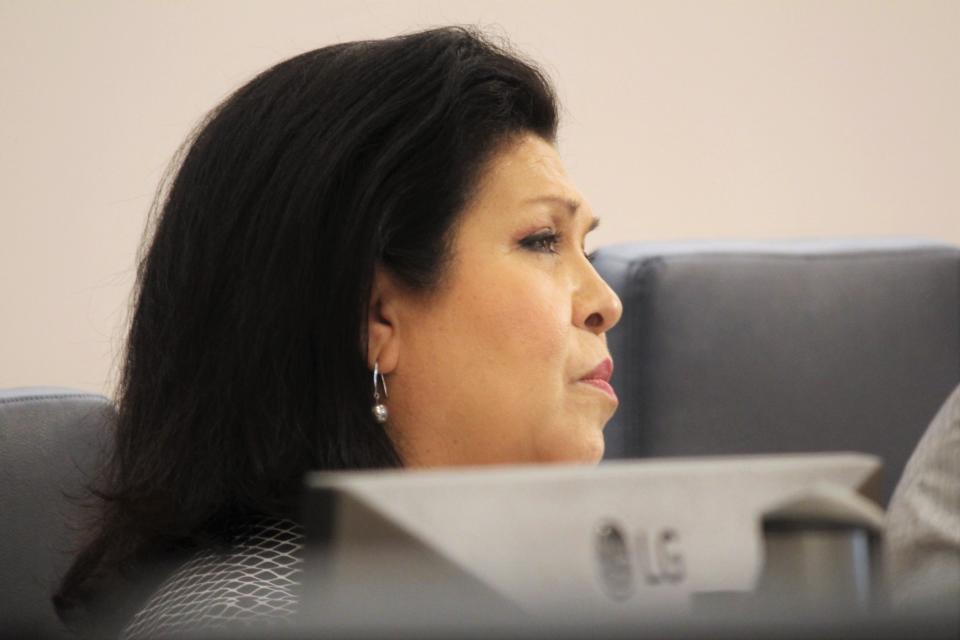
[56,26,557,617]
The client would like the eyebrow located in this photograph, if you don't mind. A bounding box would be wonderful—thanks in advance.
[524,195,600,232]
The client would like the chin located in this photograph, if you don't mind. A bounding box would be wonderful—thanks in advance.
[582,433,605,463]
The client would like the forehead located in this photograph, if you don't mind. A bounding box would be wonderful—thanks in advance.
[475,134,582,206]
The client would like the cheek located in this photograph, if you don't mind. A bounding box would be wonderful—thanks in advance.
[403,265,568,405]
[396,258,583,465]
[465,270,568,377]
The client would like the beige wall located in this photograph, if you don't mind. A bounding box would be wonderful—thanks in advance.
[1,0,957,395]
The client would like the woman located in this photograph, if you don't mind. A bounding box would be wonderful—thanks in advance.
[55,26,622,638]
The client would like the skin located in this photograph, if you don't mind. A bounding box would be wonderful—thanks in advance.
[368,133,623,467]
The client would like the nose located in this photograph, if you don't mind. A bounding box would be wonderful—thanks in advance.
[574,258,623,335]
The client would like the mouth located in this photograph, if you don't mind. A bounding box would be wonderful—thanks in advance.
[578,358,618,402]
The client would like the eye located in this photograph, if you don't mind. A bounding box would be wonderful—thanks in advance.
[584,249,598,263]
[520,230,562,254]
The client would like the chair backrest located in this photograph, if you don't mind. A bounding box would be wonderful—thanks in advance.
[0,387,115,638]
[593,238,960,505]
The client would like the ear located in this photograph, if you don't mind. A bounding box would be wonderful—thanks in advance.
[367,265,401,374]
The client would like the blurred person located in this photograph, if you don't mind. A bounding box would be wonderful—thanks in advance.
[885,383,960,623]
[53,26,621,638]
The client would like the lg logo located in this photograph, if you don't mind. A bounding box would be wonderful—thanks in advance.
[594,521,686,600]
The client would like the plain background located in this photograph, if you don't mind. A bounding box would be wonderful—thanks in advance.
[1,0,958,395]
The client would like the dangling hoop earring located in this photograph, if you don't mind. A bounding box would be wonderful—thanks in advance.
[371,362,389,424]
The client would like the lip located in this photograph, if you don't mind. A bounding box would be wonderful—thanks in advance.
[578,358,617,401]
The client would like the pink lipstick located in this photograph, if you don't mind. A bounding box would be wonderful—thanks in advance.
[578,358,617,401]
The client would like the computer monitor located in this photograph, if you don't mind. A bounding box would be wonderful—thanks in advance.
[297,452,884,635]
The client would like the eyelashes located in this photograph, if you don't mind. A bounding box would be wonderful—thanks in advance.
[520,230,596,262]
[520,230,562,253]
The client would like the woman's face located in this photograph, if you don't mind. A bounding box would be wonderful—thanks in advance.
[369,133,622,466]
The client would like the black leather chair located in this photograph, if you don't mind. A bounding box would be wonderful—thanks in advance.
[0,388,115,638]
[594,238,960,504]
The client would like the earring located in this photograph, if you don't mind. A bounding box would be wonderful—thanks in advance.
[372,362,389,424]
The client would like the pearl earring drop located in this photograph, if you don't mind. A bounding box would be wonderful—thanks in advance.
[372,362,389,424]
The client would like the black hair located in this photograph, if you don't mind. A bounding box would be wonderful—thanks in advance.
[55,26,558,622]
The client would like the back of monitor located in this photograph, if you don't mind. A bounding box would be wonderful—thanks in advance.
[299,453,883,629]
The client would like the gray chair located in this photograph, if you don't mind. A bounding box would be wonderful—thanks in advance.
[0,387,115,638]
[594,238,960,505]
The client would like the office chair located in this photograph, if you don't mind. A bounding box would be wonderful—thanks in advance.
[594,238,960,504]
[0,388,115,638]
